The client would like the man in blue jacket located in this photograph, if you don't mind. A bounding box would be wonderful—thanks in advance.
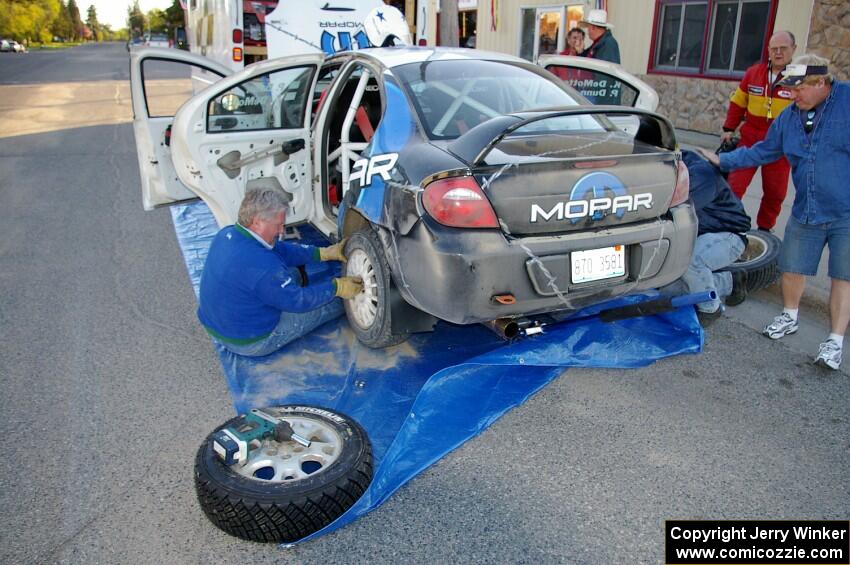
[198,188,363,356]
[671,150,751,327]
[701,54,848,370]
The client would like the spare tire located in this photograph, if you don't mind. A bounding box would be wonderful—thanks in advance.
[195,405,372,543]
[722,229,782,293]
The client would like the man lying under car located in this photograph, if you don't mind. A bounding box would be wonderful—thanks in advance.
[664,150,752,326]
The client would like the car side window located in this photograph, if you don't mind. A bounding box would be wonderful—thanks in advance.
[545,66,638,107]
[141,58,225,118]
[206,65,315,133]
[311,64,341,123]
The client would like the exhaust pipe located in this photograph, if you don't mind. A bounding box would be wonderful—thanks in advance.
[482,318,520,340]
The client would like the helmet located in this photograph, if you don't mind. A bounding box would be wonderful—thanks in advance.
[363,6,411,48]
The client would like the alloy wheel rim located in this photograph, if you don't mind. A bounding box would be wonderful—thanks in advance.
[346,248,379,328]
[231,415,342,483]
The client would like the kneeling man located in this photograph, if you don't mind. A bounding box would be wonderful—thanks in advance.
[198,188,362,356]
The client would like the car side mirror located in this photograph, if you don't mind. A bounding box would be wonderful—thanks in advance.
[220,93,242,113]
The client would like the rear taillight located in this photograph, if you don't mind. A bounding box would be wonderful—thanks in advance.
[233,47,243,62]
[422,177,499,228]
[233,29,242,43]
[669,159,690,207]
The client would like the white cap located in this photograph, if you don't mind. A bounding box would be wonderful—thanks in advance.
[581,9,613,29]
[363,6,411,48]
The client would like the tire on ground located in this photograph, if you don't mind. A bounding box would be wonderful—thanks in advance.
[194,405,373,543]
[722,229,782,293]
[343,228,409,348]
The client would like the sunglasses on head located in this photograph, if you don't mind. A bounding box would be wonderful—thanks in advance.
[804,110,816,134]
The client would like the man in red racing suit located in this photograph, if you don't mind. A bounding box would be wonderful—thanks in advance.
[721,30,796,231]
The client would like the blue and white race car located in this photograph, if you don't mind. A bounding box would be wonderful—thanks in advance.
[130,47,696,347]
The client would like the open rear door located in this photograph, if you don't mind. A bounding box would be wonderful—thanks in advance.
[129,47,231,210]
[169,53,324,227]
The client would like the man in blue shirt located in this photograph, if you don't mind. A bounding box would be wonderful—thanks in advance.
[700,54,849,370]
[198,188,363,356]
[670,150,751,327]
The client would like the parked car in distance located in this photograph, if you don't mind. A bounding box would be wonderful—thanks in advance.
[145,33,170,48]
[9,40,26,53]
[0,39,11,52]
[127,37,144,51]
[130,47,696,348]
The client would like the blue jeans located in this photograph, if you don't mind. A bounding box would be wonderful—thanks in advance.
[663,232,745,313]
[217,299,345,357]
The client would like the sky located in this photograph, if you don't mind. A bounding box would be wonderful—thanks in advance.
[82,1,175,31]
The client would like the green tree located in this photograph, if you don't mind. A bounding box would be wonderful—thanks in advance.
[85,4,100,40]
[0,0,61,44]
[127,0,144,38]
[165,0,184,32]
[147,8,167,33]
[51,0,74,41]
[67,0,83,40]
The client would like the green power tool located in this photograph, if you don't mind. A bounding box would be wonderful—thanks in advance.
[211,408,311,466]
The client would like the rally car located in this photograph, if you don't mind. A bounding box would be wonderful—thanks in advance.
[130,47,696,348]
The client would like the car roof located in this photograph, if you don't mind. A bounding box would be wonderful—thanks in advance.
[327,47,529,70]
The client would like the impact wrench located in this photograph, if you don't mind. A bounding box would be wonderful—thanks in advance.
[211,408,311,466]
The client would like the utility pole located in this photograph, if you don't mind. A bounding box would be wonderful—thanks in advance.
[439,0,458,46]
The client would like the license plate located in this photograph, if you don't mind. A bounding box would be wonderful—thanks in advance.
[571,245,625,284]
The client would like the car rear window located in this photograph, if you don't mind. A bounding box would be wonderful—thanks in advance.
[393,59,581,140]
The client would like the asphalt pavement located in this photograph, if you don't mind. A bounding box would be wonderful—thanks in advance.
[0,43,847,564]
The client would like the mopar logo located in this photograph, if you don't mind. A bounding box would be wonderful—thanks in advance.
[530,172,652,223]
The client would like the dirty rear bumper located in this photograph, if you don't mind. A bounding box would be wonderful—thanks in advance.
[386,203,697,325]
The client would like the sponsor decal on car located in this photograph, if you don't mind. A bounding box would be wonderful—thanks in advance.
[349,152,398,190]
[530,172,652,223]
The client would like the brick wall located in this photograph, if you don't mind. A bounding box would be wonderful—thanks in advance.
[807,0,850,81]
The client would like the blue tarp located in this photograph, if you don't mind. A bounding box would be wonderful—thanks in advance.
[170,201,703,544]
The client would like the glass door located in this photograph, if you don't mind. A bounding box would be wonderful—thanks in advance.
[536,8,563,58]
[519,5,583,62]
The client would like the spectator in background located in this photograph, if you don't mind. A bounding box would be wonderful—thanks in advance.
[700,54,850,370]
[721,30,797,231]
[579,9,620,64]
[560,27,585,56]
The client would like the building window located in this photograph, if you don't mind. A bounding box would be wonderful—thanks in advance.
[651,0,775,78]
[518,4,584,62]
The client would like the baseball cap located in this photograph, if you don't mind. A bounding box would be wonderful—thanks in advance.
[778,63,829,87]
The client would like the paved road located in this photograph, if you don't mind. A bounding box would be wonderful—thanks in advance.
[1,43,847,564]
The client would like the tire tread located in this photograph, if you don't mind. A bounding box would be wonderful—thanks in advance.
[194,407,373,543]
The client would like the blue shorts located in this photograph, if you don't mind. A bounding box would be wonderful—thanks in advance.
[779,215,850,281]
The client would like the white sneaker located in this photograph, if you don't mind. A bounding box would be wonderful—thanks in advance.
[762,312,799,340]
[814,339,842,370]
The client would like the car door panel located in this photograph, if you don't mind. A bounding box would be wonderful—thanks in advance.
[170,54,323,227]
[129,48,231,210]
[538,55,659,111]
